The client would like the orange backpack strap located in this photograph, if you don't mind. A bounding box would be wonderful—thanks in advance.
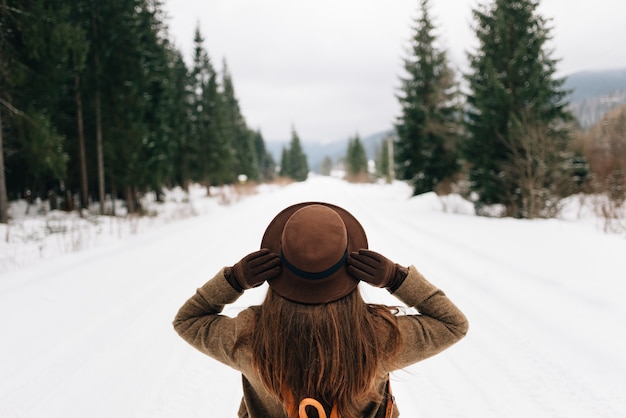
[384,379,395,418]
[298,398,339,418]
[284,391,339,418]
[284,380,393,418]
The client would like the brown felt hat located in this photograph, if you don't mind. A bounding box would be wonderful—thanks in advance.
[261,202,368,304]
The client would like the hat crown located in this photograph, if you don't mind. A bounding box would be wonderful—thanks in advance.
[281,205,348,273]
[261,201,367,304]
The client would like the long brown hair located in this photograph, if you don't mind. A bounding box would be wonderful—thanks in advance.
[239,288,401,418]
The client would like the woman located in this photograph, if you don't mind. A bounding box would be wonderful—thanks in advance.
[173,202,468,418]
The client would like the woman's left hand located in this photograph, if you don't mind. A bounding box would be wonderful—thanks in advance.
[226,249,282,291]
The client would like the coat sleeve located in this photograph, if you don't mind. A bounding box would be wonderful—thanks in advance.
[172,268,246,370]
[392,265,469,369]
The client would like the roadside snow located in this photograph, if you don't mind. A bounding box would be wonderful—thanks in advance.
[1,176,625,417]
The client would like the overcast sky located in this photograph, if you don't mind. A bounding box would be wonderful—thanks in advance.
[163,0,626,143]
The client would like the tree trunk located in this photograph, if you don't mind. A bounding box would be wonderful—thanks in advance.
[0,107,9,223]
[110,177,116,216]
[125,185,136,214]
[92,4,105,215]
[95,87,105,214]
[387,135,395,183]
[182,138,190,192]
[74,71,89,210]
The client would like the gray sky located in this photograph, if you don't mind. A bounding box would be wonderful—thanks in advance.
[163,0,626,143]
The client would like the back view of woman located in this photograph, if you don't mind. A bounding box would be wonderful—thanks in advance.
[173,202,468,417]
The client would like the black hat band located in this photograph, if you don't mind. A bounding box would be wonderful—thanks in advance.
[280,247,349,281]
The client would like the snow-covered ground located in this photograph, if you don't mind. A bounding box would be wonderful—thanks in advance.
[1,176,625,417]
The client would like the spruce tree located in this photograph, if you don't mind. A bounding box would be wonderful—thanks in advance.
[166,49,192,189]
[0,1,24,218]
[288,128,309,181]
[221,60,258,182]
[189,27,218,186]
[279,147,291,178]
[280,127,308,181]
[345,133,368,181]
[464,0,573,217]
[252,130,276,182]
[133,2,176,202]
[0,2,11,222]
[395,0,460,196]
[375,136,394,183]
[5,2,77,210]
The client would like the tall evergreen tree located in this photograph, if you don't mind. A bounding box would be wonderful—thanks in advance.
[138,5,177,201]
[189,26,223,187]
[345,133,368,180]
[0,108,6,222]
[221,60,258,182]
[85,0,106,213]
[279,146,290,178]
[1,0,83,208]
[280,127,308,181]
[252,129,276,182]
[289,128,309,182]
[165,48,192,189]
[0,1,23,221]
[464,0,573,217]
[395,0,461,196]
[375,135,395,183]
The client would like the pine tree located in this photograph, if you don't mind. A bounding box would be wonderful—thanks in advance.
[0,106,7,223]
[289,128,309,181]
[252,130,276,182]
[395,0,461,196]
[221,60,258,182]
[280,127,309,181]
[345,133,368,181]
[189,26,217,186]
[464,0,573,217]
[67,8,90,210]
[128,1,175,202]
[279,147,291,178]
[165,48,192,189]
[0,1,24,221]
[1,0,82,208]
[375,135,394,183]
[86,0,107,212]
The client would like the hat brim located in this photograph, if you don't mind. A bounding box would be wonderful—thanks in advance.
[261,202,368,304]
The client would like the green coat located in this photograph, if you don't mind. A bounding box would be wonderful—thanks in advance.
[173,265,468,417]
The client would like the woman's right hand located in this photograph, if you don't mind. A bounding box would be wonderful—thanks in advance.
[346,249,408,292]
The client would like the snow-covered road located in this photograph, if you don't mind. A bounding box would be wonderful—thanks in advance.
[1,177,625,417]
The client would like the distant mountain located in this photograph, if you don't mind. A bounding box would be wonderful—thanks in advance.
[564,68,626,129]
[564,68,626,102]
[266,130,394,174]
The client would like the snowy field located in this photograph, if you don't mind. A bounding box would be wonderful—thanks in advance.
[1,176,625,417]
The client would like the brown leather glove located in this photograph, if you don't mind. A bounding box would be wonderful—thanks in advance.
[347,249,408,292]
[225,249,281,292]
